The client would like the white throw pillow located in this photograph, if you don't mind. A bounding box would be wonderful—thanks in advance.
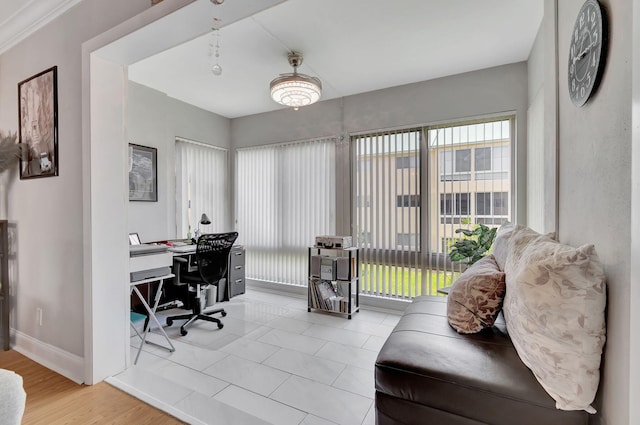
[493,222,555,271]
[503,237,606,413]
[492,221,517,271]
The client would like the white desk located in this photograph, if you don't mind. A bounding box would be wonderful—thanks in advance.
[130,273,176,364]
[168,244,196,255]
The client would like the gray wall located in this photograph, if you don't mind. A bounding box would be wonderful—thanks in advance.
[557,0,631,424]
[127,81,231,242]
[0,0,635,421]
[232,62,530,235]
[0,0,150,367]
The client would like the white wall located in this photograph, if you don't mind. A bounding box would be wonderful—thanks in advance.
[127,82,231,242]
[526,0,559,237]
[87,54,129,383]
[557,1,631,424]
[527,27,546,233]
[631,1,640,422]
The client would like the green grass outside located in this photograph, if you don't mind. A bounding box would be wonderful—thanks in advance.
[360,263,461,298]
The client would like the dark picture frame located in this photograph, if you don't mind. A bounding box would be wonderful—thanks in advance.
[18,66,59,179]
[129,143,157,202]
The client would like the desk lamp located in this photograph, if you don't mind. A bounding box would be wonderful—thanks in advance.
[194,213,211,239]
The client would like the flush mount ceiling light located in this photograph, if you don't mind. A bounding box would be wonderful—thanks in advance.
[270,52,322,110]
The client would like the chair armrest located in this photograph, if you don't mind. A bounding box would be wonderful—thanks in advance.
[174,256,188,264]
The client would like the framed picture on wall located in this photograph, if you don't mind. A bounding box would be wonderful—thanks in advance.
[18,66,59,179]
[129,143,157,202]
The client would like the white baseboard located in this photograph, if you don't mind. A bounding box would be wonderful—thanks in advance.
[246,278,412,313]
[105,376,206,425]
[246,278,307,297]
[12,330,84,384]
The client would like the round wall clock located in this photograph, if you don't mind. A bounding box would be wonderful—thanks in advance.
[568,0,607,107]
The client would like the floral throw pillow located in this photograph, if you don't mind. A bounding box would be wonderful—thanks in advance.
[447,255,506,334]
[503,238,606,413]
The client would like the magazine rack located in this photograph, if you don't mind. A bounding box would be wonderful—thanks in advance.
[307,246,359,319]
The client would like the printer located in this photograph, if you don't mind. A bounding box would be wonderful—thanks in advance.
[129,244,172,282]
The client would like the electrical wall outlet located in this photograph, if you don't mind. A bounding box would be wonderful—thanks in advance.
[36,308,43,326]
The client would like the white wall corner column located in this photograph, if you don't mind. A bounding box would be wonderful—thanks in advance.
[629,1,640,423]
[83,53,129,384]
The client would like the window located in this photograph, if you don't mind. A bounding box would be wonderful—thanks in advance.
[354,117,513,300]
[475,145,509,180]
[475,192,491,216]
[475,147,491,171]
[397,233,417,248]
[175,138,228,238]
[353,129,422,297]
[397,194,420,207]
[236,138,336,286]
[396,155,417,169]
[440,149,472,181]
[476,192,509,217]
[493,192,509,216]
[455,149,471,172]
[440,193,469,216]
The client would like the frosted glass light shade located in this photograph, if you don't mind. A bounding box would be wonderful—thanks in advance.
[270,74,322,109]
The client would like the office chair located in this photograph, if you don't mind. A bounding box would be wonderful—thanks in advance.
[166,231,238,336]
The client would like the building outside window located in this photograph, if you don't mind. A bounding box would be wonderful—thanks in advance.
[353,117,512,299]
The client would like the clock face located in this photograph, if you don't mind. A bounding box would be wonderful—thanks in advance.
[568,0,606,107]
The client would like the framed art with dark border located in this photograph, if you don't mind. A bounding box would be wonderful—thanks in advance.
[18,66,59,179]
[129,143,157,202]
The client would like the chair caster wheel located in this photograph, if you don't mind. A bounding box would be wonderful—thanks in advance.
[221,311,227,317]
[217,323,224,329]
[180,328,188,336]
[167,319,173,326]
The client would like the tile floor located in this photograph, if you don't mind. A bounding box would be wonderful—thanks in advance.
[108,288,402,425]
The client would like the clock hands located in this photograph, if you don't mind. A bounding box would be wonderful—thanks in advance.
[573,40,597,65]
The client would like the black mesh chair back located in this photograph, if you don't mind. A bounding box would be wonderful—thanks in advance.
[166,231,239,335]
[196,232,238,285]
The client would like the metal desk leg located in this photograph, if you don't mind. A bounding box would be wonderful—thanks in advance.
[131,278,175,365]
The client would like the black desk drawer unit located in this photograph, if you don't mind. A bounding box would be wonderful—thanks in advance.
[226,246,245,300]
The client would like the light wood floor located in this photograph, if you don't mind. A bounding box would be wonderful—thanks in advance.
[0,350,186,424]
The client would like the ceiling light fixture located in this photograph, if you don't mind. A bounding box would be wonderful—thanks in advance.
[208,0,224,76]
[208,17,222,76]
[270,52,322,110]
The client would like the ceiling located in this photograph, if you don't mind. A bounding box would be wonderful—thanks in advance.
[0,0,85,54]
[1,0,544,119]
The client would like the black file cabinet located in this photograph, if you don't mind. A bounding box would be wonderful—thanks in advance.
[168,245,245,308]
[223,245,245,300]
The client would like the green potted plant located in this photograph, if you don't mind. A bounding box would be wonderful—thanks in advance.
[0,132,22,173]
[448,223,497,266]
[0,132,25,219]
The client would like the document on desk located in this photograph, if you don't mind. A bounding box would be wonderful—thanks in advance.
[168,245,196,254]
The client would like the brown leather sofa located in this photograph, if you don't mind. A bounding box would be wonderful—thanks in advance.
[374,296,588,425]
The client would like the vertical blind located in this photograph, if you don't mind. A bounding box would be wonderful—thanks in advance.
[353,118,512,299]
[236,138,336,286]
[175,138,229,238]
[353,129,422,299]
